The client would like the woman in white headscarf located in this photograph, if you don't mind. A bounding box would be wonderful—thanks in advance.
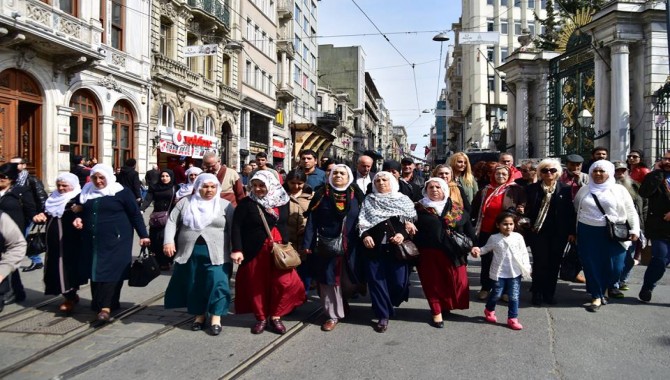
[413,177,477,328]
[232,171,305,335]
[72,164,150,322]
[175,167,202,200]
[303,164,365,332]
[32,173,85,313]
[359,171,417,333]
[574,160,640,312]
[163,174,234,336]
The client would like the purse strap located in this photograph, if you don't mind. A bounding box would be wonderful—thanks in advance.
[590,193,607,216]
[256,205,275,243]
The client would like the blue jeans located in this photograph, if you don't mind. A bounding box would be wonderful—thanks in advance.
[642,239,670,291]
[616,244,636,287]
[486,276,521,319]
[25,223,43,265]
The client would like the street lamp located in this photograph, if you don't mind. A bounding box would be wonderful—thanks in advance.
[577,109,593,128]
[432,32,450,42]
[491,121,502,143]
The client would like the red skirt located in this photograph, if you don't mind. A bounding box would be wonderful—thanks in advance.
[235,231,306,321]
[416,247,470,314]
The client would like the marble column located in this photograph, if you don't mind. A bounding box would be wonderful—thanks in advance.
[610,41,630,161]
[515,81,529,160]
[281,51,288,88]
[594,48,611,152]
[98,115,115,165]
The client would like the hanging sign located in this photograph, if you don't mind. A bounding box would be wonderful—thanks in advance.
[184,44,219,57]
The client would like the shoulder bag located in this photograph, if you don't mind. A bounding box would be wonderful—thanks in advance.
[257,205,301,270]
[128,247,161,287]
[26,223,47,257]
[444,227,473,257]
[591,193,630,242]
[315,216,346,258]
[387,222,420,261]
[148,188,175,228]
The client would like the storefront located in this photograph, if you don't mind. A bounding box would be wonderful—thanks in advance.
[156,127,219,172]
[271,137,286,169]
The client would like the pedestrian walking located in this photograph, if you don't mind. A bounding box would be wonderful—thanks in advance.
[163,174,234,336]
[0,212,27,313]
[432,164,471,213]
[448,152,478,203]
[175,167,202,201]
[414,177,476,328]
[471,211,531,330]
[73,164,150,322]
[303,164,365,331]
[141,169,177,271]
[32,173,85,313]
[114,158,142,204]
[358,171,417,333]
[574,160,639,312]
[283,169,314,296]
[231,171,305,335]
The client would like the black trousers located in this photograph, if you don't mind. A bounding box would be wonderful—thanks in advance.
[529,231,564,300]
[90,281,123,311]
[478,232,494,291]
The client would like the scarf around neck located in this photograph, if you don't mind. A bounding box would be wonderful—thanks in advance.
[44,172,81,218]
[182,173,221,231]
[359,172,417,236]
[79,164,124,204]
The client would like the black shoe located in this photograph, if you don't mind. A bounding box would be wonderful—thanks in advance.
[586,303,601,312]
[191,321,204,331]
[430,320,444,329]
[531,293,542,306]
[210,324,222,336]
[639,288,652,303]
[22,262,43,272]
[3,291,25,305]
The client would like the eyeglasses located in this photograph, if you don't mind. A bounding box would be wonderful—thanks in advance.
[540,168,558,174]
[627,155,640,159]
[0,174,8,180]
[662,157,670,162]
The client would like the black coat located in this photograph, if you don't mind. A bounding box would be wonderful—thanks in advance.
[0,185,37,231]
[413,201,477,267]
[232,197,289,264]
[71,165,90,188]
[360,216,410,260]
[524,181,576,238]
[43,199,86,295]
[639,169,670,240]
[78,188,148,282]
[116,166,142,199]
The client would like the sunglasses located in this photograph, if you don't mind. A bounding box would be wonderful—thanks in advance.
[540,168,558,174]
[0,174,9,179]
[627,155,639,159]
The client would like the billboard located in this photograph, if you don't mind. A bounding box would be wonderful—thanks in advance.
[459,32,500,45]
[184,44,219,57]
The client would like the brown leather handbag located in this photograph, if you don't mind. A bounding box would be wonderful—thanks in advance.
[257,206,301,270]
[388,222,420,261]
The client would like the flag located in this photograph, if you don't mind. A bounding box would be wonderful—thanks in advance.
[410,143,417,151]
[424,146,431,156]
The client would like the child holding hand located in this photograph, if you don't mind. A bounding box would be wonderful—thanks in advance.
[471,211,531,330]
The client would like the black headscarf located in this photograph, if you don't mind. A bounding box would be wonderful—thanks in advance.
[151,168,175,192]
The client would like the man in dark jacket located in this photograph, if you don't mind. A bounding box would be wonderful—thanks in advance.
[115,158,142,203]
[0,212,27,313]
[70,155,90,187]
[10,157,47,272]
[638,151,670,302]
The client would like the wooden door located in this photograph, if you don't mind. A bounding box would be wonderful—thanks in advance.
[0,97,17,165]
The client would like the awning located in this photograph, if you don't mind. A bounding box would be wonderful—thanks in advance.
[272,139,285,158]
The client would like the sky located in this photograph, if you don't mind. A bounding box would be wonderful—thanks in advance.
[317,0,462,157]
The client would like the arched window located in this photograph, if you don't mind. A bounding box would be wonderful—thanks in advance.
[112,100,134,170]
[69,89,98,160]
[158,104,174,129]
[185,110,198,132]
[204,116,215,136]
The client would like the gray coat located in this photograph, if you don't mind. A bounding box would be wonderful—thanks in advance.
[164,197,234,265]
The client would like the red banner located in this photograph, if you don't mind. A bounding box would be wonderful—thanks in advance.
[410,143,417,151]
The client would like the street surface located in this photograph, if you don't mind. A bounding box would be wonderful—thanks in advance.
[0,221,667,379]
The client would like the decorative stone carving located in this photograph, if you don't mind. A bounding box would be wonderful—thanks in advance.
[111,52,126,67]
[176,89,186,107]
[16,48,36,70]
[26,2,50,26]
[58,17,81,39]
[160,1,178,19]
[99,74,122,92]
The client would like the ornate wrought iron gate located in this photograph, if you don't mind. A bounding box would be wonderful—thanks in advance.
[548,42,596,158]
[653,80,670,160]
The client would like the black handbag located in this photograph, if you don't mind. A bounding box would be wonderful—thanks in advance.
[387,222,420,261]
[559,242,581,281]
[315,216,346,258]
[591,194,630,242]
[128,247,161,287]
[26,224,47,257]
[445,228,473,256]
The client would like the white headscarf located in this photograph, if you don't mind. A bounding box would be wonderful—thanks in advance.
[328,164,354,191]
[79,164,124,204]
[588,160,616,195]
[182,173,221,231]
[358,171,417,235]
[248,171,290,212]
[419,177,450,215]
[44,173,81,217]
[176,167,202,199]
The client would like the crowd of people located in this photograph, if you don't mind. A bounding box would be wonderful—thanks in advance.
[0,146,668,336]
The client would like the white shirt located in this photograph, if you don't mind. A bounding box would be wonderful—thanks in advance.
[355,173,371,192]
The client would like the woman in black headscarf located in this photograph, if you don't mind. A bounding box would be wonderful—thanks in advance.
[141,169,177,270]
[303,164,365,332]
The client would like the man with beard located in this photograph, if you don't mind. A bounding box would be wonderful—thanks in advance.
[201,152,245,207]
[638,151,670,302]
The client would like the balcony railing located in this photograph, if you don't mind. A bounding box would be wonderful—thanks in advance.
[187,0,230,27]
[277,0,294,20]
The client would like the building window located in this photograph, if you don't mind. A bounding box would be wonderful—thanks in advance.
[528,0,536,8]
[222,56,231,86]
[185,110,198,132]
[246,18,252,41]
[294,64,301,84]
[159,21,173,57]
[159,104,174,129]
[111,0,124,50]
[69,89,98,159]
[528,24,536,36]
[488,76,495,92]
[501,0,508,6]
[204,116,215,136]
[203,55,214,80]
[487,0,493,4]
[487,18,494,32]
[245,61,252,84]
[502,79,508,92]
[456,58,461,76]
[261,71,267,93]
[456,91,462,111]
[254,66,260,89]
[240,111,247,138]
[58,0,78,16]
[268,75,273,95]
[514,21,522,35]
[294,35,301,52]
[541,0,547,8]
[112,101,134,170]
[501,47,509,61]
[500,20,508,35]
[187,34,198,72]
[487,47,494,62]
[99,0,106,44]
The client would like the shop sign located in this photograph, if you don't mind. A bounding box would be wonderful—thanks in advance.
[172,130,217,148]
[159,139,192,156]
[192,146,219,159]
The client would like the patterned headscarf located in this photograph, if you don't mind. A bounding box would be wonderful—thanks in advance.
[182,173,221,231]
[44,172,81,217]
[358,171,417,235]
[248,170,290,217]
[79,164,124,203]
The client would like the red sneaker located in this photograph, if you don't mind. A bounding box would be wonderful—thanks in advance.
[507,318,523,330]
[484,308,497,323]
